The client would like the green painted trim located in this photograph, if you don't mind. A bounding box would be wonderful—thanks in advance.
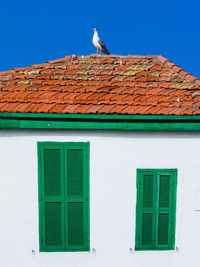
[1,112,200,130]
[1,112,200,120]
[2,119,200,130]
[135,169,177,251]
[38,142,90,252]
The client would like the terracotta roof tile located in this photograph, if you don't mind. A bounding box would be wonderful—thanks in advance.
[0,54,199,116]
[62,104,80,113]
[98,104,116,114]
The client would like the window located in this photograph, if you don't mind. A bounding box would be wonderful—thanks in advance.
[38,142,90,252]
[135,169,177,250]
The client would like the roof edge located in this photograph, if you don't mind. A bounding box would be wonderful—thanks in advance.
[1,112,200,121]
[1,113,200,130]
[156,55,200,86]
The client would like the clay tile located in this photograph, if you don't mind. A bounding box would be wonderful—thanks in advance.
[164,61,174,69]
[87,105,103,114]
[109,105,127,114]
[74,104,93,114]
[29,104,41,113]
[133,106,151,114]
[15,103,32,113]
[186,74,197,83]
[121,105,140,114]
[12,67,32,72]
[171,65,181,73]
[156,55,168,64]
[195,80,200,86]
[179,70,188,77]
[38,103,56,113]
[47,58,66,64]
[97,104,115,113]
[71,55,78,60]
[62,104,80,113]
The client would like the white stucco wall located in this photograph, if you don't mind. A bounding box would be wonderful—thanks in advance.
[0,129,200,267]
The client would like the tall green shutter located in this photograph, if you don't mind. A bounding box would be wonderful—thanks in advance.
[141,174,156,248]
[135,169,177,250]
[65,147,89,249]
[38,142,90,252]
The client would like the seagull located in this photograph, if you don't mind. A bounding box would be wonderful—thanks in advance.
[92,28,110,55]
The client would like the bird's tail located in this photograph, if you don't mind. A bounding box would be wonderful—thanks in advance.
[102,49,111,55]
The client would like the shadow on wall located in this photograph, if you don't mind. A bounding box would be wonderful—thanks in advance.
[1,129,200,139]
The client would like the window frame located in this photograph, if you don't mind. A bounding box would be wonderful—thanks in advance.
[135,169,177,251]
[38,142,90,252]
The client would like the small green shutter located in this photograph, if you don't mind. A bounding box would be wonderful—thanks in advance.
[135,169,177,250]
[38,142,90,252]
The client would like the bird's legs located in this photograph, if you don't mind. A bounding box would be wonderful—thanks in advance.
[96,49,99,55]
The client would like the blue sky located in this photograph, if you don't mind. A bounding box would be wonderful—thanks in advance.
[0,0,199,77]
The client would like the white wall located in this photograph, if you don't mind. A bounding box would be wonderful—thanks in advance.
[0,130,200,267]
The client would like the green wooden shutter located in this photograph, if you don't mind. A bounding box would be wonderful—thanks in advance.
[156,170,177,249]
[38,144,65,250]
[135,170,157,249]
[38,142,90,252]
[65,145,89,250]
[135,169,177,250]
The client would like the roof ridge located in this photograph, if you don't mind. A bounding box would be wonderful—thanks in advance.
[156,55,200,86]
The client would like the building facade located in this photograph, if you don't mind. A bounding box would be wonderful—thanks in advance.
[0,55,200,267]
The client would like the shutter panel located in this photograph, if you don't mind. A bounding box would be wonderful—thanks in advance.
[156,174,171,248]
[65,146,89,250]
[142,213,153,245]
[141,174,156,247]
[39,146,65,250]
[67,149,83,198]
[68,203,84,246]
[156,171,177,249]
[158,214,169,245]
[136,170,156,249]
[45,202,62,246]
[44,149,61,196]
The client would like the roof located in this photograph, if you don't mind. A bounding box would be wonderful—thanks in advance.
[0,54,200,115]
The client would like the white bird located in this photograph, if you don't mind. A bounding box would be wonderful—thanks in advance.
[92,28,110,55]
